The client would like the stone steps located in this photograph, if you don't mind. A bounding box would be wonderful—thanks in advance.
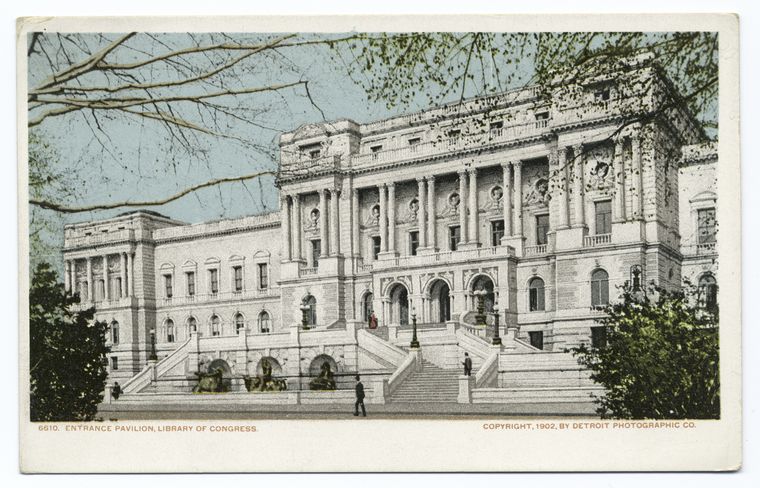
[390,360,463,403]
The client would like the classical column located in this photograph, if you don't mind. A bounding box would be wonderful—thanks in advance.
[513,161,523,236]
[387,183,396,253]
[70,261,77,295]
[282,195,292,261]
[557,147,570,228]
[351,189,360,256]
[573,144,585,227]
[502,163,513,237]
[120,252,127,298]
[631,133,643,219]
[292,194,302,260]
[613,138,625,222]
[468,168,479,244]
[64,260,71,292]
[417,178,427,248]
[330,189,340,255]
[318,189,328,256]
[378,185,388,252]
[458,170,468,243]
[426,176,436,249]
[86,257,93,301]
[102,255,109,301]
[127,252,134,297]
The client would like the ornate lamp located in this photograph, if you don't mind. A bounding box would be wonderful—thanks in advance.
[300,303,311,330]
[492,299,502,345]
[410,307,420,349]
[149,328,157,361]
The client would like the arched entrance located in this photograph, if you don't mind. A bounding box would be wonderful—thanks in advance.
[206,358,233,391]
[428,279,451,323]
[470,275,495,313]
[389,283,409,325]
[362,292,374,324]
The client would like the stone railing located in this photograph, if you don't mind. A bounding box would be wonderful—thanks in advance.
[159,287,280,307]
[475,351,500,388]
[363,245,514,272]
[299,266,318,277]
[695,242,717,255]
[524,244,548,256]
[64,229,135,249]
[584,233,612,247]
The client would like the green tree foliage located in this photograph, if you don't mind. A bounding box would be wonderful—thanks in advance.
[571,284,719,419]
[30,263,110,421]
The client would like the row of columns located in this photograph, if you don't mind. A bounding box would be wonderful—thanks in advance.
[64,252,134,300]
[281,188,341,262]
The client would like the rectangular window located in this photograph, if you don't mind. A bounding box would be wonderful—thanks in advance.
[408,137,421,146]
[111,356,119,371]
[209,269,219,295]
[536,214,550,245]
[233,266,243,292]
[409,231,419,256]
[96,279,105,301]
[312,240,321,267]
[591,326,608,348]
[186,271,195,296]
[535,111,550,120]
[258,263,269,289]
[595,88,611,102]
[370,144,383,153]
[372,236,381,260]
[491,219,505,247]
[111,326,119,345]
[111,277,122,300]
[697,208,716,244]
[528,331,544,351]
[595,200,612,235]
[489,121,504,131]
[449,225,461,251]
[309,149,321,160]
[447,129,461,138]
[164,275,173,298]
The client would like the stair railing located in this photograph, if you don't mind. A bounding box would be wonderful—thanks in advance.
[388,351,420,396]
[121,336,192,394]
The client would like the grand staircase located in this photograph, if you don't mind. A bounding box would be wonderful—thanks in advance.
[390,360,462,403]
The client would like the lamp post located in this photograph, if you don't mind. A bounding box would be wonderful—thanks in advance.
[473,288,487,327]
[300,303,311,330]
[492,300,502,345]
[410,307,420,349]
[149,328,157,361]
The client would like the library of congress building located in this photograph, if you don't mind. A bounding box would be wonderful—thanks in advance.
[63,54,719,409]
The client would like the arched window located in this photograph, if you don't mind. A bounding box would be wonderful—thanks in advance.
[210,314,221,336]
[110,320,120,344]
[362,293,374,323]
[235,313,245,334]
[304,295,317,326]
[699,274,718,310]
[259,311,271,333]
[591,269,610,308]
[528,277,545,312]
[166,319,175,343]
[187,316,197,334]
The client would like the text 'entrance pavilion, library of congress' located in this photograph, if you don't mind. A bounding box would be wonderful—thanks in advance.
[63,53,718,413]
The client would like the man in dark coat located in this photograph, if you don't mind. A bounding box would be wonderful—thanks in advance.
[354,375,367,417]
[462,353,472,376]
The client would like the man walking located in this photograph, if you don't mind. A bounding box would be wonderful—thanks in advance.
[354,375,367,417]
[462,352,472,376]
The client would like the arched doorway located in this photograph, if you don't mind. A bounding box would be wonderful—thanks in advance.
[389,283,409,325]
[302,295,317,326]
[428,279,451,323]
[362,292,374,324]
[206,358,233,391]
[308,354,339,390]
[471,275,495,313]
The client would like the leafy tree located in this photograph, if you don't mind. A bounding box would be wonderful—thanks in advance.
[30,263,110,421]
[571,283,719,419]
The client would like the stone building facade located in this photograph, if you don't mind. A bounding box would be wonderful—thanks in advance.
[62,54,718,400]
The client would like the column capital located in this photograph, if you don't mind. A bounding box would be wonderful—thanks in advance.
[425,174,436,182]
[457,168,468,176]
[416,176,426,184]
[318,188,327,196]
[512,160,523,168]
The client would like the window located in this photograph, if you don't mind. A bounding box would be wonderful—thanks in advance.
[186,271,195,296]
[595,88,611,102]
[697,208,716,244]
[80,281,88,301]
[698,274,718,310]
[166,319,175,343]
[409,231,420,256]
[210,315,221,336]
[591,269,610,308]
[164,274,173,298]
[362,293,374,323]
[447,129,461,138]
[529,331,544,350]
[535,111,550,121]
[110,356,119,370]
[309,149,321,160]
[372,236,381,260]
[304,295,317,326]
[96,279,105,301]
[489,121,504,131]
[370,144,382,154]
[528,277,545,312]
[536,214,550,245]
[259,311,271,333]
[235,313,245,334]
[233,266,243,292]
[408,137,421,146]
[111,277,122,299]
[258,263,269,290]
[111,321,120,344]
[209,269,219,295]
[188,317,197,333]
[595,200,612,235]
[312,240,321,267]
[491,219,505,247]
[449,225,461,251]
[591,326,608,349]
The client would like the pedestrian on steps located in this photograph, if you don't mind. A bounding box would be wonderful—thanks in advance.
[462,353,472,376]
[354,375,367,417]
